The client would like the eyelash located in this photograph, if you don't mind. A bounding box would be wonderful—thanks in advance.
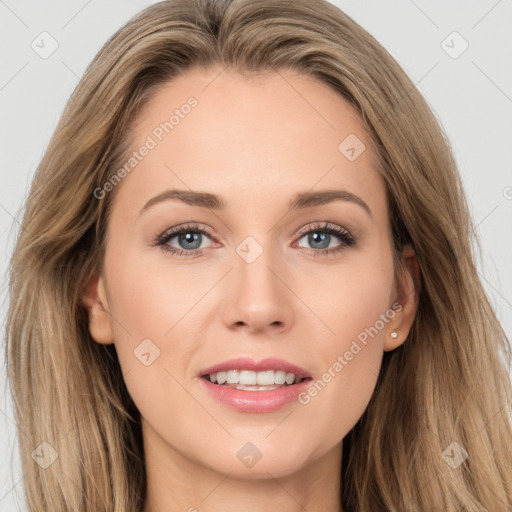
[154,222,357,259]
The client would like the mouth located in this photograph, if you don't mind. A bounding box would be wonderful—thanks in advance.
[198,357,313,411]
[201,369,312,391]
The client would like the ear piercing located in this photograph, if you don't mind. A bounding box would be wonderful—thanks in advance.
[390,331,398,340]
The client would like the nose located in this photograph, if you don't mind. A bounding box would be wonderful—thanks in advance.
[222,246,295,336]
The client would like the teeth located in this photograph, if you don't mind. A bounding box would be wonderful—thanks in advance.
[274,371,286,385]
[240,370,257,385]
[226,370,238,384]
[207,370,303,386]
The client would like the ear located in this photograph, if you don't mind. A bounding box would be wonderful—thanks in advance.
[384,244,420,352]
[81,271,114,345]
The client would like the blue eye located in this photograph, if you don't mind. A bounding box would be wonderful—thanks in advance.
[294,222,356,257]
[154,222,357,258]
[155,223,214,257]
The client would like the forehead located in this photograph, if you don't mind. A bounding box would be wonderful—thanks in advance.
[112,66,386,222]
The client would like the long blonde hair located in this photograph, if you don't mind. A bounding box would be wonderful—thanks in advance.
[6,0,512,510]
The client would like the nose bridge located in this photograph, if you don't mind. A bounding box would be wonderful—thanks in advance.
[223,232,294,333]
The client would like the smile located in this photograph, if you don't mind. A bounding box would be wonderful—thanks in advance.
[198,358,313,413]
[204,369,306,390]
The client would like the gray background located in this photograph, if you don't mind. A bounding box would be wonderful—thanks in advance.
[1,1,511,509]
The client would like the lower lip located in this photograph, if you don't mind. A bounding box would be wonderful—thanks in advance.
[199,376,312,413]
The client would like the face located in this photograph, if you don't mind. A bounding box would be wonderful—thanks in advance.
[85,65,417,479]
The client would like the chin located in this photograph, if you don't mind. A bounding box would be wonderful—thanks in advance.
[198,440,316,480]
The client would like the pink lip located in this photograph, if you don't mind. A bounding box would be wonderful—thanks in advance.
[199,376,312,413]
[198,357,311,379]
[198,357,313,414]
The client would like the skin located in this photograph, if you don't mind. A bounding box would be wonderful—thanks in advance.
[83,65,419,512]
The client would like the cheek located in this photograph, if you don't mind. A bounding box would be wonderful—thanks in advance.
[301,246,395,350]
[101,247,234,470]
[336,265,394,346]
[102,242,220,425]
[105,243,197,341]
[101,244,185,402]
[297,255,395,435]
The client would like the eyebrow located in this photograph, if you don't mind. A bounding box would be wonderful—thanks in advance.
[139,188,372,217]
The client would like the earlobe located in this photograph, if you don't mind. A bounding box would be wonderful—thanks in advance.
[81,271,114,345]
[384,244,420,352]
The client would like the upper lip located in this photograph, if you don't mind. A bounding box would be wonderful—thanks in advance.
[199,357,312,379]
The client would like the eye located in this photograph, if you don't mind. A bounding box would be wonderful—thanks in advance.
[154,223,216,258]
[153,221,357,258]
[294,222,357,257]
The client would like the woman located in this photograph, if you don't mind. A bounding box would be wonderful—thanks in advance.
[5,0,512,510]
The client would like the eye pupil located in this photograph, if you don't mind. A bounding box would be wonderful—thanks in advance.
[179,232,202,250]
[309,232,330,249]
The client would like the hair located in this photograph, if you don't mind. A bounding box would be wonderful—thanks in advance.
[5,0,512,510]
